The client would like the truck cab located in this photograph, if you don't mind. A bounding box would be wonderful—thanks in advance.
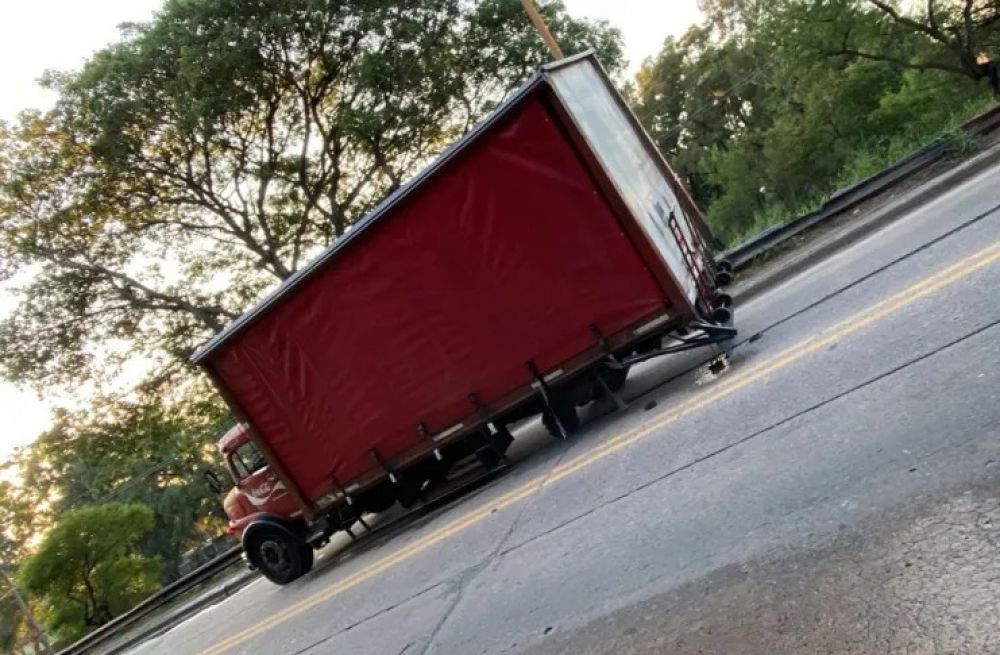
[213,422,477,584]
[215,424,323,584]
[218,424,301,538]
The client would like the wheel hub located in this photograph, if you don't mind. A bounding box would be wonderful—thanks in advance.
[259,539,291,574]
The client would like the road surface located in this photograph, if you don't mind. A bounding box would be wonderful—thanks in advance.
[129,161,1000,655]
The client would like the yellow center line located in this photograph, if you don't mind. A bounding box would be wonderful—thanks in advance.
[202,241,1000,655]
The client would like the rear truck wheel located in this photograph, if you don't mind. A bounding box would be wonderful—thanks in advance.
[357,481,397,514]
[244,523,313,585]
[392,474,422,509]
[470,427,513,470]
[542,395,579,439]
[716,259,733,273]
[715,270,733,287]
[600,363,629,392]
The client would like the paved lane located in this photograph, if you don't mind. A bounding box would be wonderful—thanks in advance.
[130,161,1000,655]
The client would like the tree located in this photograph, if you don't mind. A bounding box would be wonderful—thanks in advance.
[0,593,20,653]
[0,477,36,567]
[828,0,1000,94]
[0,0,623,395]
[634,0,997,243]
[17,397,231,582]
[634,23,772,209]
[17,503,160,642]
[0,469,49,654]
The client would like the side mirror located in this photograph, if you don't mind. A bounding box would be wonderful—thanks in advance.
[203,469,225,494]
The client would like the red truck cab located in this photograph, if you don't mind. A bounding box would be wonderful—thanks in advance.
[218,424,302,538]
[216,424,324,583]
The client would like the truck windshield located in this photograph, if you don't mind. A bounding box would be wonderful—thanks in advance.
[231,441,267,480]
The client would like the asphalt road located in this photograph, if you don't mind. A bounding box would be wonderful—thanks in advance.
[129,161,1000,655]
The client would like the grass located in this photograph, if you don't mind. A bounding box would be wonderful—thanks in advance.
[723,95,997,252]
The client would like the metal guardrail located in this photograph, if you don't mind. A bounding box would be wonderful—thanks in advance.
[58,546,242,655]
[724,103,1000,269]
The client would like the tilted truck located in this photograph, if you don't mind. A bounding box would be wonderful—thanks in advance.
[192,52,736,585]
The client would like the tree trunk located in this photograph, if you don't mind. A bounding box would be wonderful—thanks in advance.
[979,60,1000,96]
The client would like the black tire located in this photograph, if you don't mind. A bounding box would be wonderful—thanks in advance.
[299,541,315,571]
[393,477,422,509]
[542,398,579,439]
[358,482,397,514]
[471,428,513,470]
[246,526,311,585]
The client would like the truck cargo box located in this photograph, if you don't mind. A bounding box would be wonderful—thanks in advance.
[192,52,725,513]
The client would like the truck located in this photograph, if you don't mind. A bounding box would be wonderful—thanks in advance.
[193,52,736,585]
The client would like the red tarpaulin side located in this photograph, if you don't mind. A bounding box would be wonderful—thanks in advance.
[208,97,668,501]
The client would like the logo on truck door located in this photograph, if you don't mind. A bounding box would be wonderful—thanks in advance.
[245,476,288,507]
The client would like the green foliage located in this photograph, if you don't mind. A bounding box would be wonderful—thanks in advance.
[18,397,231,581]
[635,0,999,245]
[17,503,160,642]
[0,0,622,394]
[0,593,21,653]
[0,477,35,566]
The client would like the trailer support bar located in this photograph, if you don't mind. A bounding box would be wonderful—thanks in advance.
[526,360,569,439]
[620,322,736,368]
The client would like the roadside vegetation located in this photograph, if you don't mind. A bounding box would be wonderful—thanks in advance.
[0,0,997,647]
[632,1,1000,245]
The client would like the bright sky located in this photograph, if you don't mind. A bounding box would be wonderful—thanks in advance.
[0,0,703,462]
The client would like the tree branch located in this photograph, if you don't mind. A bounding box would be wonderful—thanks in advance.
[825,46,973,77]
[30,246,235,331]
[865,0,950,44]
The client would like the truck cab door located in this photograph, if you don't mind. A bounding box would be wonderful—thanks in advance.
[230,440,299,518]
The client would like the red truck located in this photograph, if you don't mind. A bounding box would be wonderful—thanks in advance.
[193,53,735,585]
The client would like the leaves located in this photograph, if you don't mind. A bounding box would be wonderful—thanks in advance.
[635,0,997,243]
[16,395,231,578]
[0,0,624,394]
[17,503,161,642]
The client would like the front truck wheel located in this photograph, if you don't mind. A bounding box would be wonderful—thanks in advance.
[244,523,313,585]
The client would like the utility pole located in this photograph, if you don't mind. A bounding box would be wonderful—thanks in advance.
[0,565,52,655]
[519,0,564,60]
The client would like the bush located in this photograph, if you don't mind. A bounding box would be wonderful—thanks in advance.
[17,503,161,643]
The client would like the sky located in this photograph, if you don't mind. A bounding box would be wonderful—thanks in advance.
[0,0,703,462]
